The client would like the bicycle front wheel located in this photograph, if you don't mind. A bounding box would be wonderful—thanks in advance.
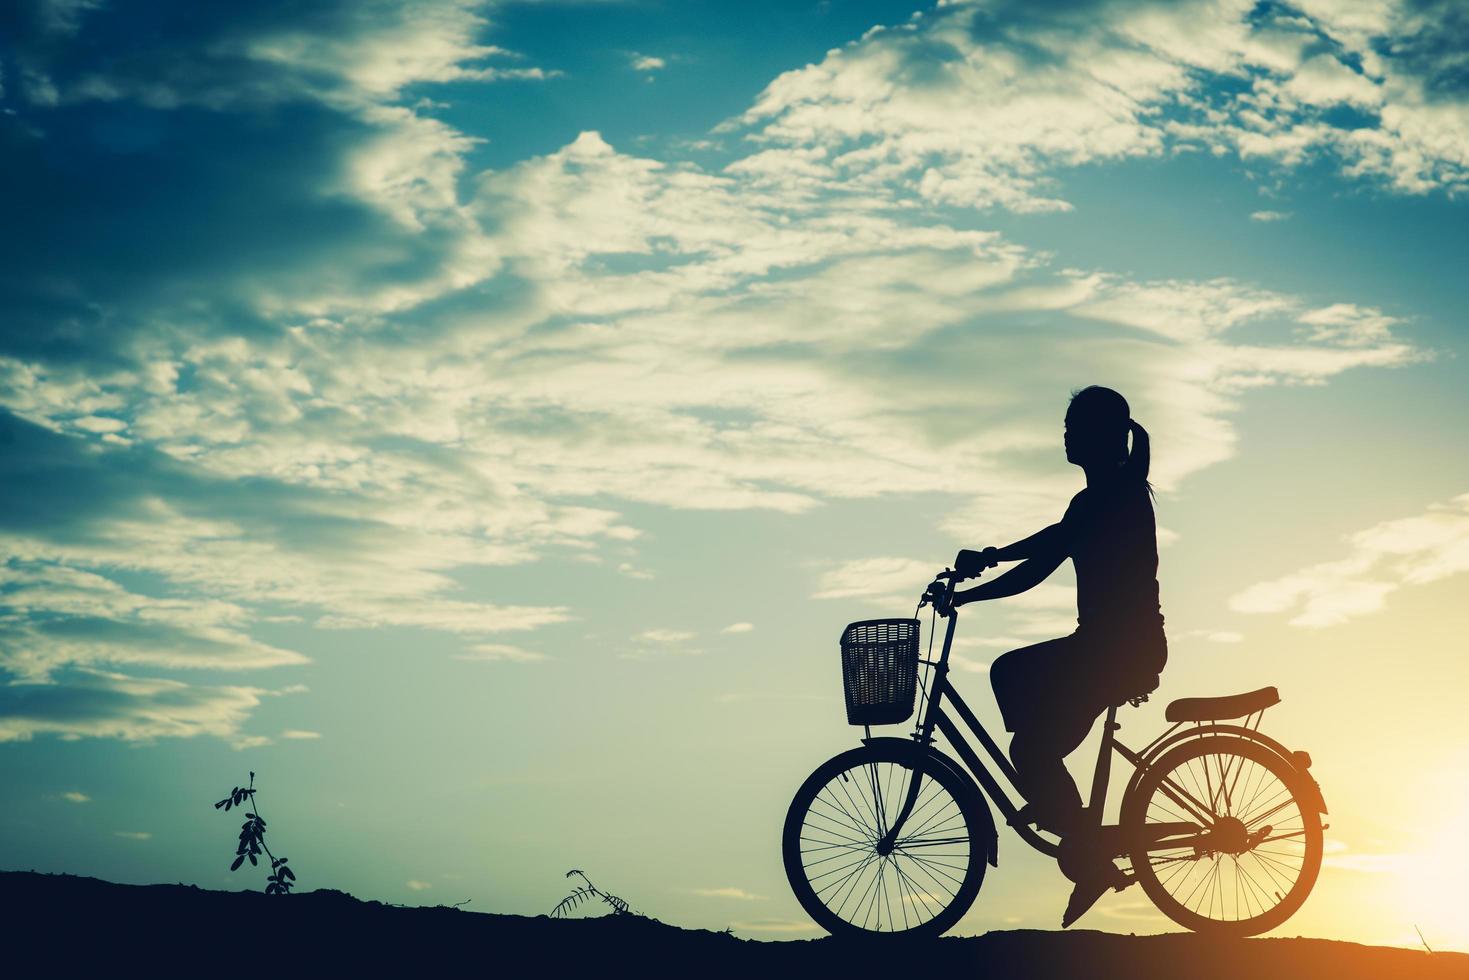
[1121,736,1323,936]
[782,743,987,937]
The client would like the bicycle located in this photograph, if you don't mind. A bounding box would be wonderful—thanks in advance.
[782,567,1327,938]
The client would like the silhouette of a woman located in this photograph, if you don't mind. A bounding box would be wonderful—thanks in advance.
[951,386,1166,911]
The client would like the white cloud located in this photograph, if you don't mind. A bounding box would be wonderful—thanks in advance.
[635,628,696,644]
[721,622,754,634]
[0,669,282,744]
[1298,303,1402,346]
[953,635,1026,650]
[621,627,701,659]
[281,729,322,740]
[630,54,666,73]
[951,654,991,674]
[406,879,433,891]
[62,791,91,803]
[688,886,767,901]
[715,692,829,704]
[72,415,127,434]
[1231,494,1469,627]
[1250,210,1292,222]
[1181,628,1244,643]
[114,831,152,840]
[813,557,935,606]
[232,734,272,751]
[453,644,549,663]
[0,561,308,681]
[1323,852,1412,873]
[36,1,560,110]
[733,0,1469,207]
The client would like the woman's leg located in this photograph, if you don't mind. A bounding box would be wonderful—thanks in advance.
[991,635,1105,834]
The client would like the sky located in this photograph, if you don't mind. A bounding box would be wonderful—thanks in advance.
[2,0,1468,949]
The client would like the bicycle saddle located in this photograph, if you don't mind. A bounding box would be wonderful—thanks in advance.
[1164,686,1280,723]
[1110,672,1160,708]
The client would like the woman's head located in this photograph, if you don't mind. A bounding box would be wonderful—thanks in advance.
[1065,386,1150,487]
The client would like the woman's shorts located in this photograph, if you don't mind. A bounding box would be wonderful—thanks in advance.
[989,629,1166,734]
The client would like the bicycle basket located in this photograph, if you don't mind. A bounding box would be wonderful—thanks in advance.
[839,618,919,726]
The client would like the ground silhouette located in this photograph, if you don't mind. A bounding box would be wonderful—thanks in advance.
[5,871,1462,978]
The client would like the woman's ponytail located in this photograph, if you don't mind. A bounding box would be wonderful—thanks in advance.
[1125,419,1153,495]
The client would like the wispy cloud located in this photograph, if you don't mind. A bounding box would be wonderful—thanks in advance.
[630,53,666,73]
[687,886,767,901]
[406,879,433,891]
[62,791,91,804]
[714,692,829,704]
[1250,210,1292,222]
[114,831,152,841]
[720,622,754,634]
[453,644,550,663]
[1231,494,1469,627]
[1182,629,1244,644]
[636,628,696,645]
[813,558,934,605]
[0,669,281,744]
[951,655,991,674]
[281,729,322,740]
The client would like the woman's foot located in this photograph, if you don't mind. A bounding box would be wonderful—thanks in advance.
[1056,823,1130,927]
[1061,861,1128,927]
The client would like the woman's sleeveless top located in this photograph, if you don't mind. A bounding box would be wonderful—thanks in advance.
[1060,479,1166,644]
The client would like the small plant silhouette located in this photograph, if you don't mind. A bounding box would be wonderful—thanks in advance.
[214,771,297,895]
[550,870,631,918]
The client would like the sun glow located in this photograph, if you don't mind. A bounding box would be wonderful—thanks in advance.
[1322,750,1469,952]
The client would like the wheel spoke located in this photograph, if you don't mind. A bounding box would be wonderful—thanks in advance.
[894,835,969,848]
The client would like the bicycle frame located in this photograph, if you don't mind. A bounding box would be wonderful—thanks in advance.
[874,583,1206,862]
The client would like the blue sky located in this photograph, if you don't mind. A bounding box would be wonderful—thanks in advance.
[3,0,1469,946]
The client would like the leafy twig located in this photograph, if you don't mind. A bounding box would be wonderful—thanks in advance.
[550,870,632,918]
[214,771,298,895]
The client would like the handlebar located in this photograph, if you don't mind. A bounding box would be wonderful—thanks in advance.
[919,549,1002,615]
[917,567,970,617]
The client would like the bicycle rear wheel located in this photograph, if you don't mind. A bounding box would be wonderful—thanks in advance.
[1121,736,1322,936]
[782,743,987,937]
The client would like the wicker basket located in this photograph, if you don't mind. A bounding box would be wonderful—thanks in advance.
[839,618,919,726]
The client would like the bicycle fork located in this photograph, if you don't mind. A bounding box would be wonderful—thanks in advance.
[874,764,925,855]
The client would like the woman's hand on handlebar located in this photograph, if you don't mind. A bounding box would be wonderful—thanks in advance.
[954,547,1000,580]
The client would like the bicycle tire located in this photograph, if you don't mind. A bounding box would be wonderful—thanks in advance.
[782,742,987,937]
[1121,735,1322,936]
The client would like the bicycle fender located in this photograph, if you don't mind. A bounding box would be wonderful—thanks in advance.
[861,736,1000,867]
[1125,725,1329,815]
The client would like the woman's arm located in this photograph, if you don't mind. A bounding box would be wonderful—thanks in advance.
[992,522,1066,562]
[953,551,1065,606]
[956,521,1068,576]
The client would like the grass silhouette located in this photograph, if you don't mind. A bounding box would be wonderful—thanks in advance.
[551,869,634,918]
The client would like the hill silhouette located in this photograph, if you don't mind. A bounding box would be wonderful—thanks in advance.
[5,871,1462,978]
